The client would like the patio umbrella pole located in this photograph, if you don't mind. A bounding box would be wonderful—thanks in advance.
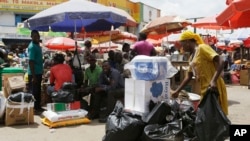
[109,26,114,50]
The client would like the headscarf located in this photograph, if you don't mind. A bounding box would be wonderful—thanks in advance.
[179,30,204,45]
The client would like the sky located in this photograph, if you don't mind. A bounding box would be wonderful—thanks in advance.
[130,0,233,36]
[131,0,228,19]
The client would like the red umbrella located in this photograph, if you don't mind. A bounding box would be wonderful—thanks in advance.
[140,15,191,34]
[243,37,250,48]
[216,0,250,28]
[192,16,231,30]
[45,37,79,50]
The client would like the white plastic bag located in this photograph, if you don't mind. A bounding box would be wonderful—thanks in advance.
[124,55,178,80]
[42,109,88,122]
[0,92,6,119]
[73,54,81,68]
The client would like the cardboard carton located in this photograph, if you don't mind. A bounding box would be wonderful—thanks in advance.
[6,76,25,97]
[240,70,249,86]
[125,78,170,115]
[5,101,34,126]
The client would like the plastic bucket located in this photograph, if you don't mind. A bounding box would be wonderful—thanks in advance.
[188,93,200,111]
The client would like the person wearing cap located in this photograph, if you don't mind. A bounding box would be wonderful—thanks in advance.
[171,30,228,115]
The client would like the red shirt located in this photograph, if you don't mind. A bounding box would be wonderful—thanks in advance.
[50,64,73,91]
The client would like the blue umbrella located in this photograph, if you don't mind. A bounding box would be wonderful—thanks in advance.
[25,0,127,32]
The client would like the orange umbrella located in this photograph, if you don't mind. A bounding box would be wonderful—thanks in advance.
[140,15,191,34]
[216,0,250,28]
[146,38,162,46]
[192,16,231,30]
[112,31,137,44]
[45,37,79,51]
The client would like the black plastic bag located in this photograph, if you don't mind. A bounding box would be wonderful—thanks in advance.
[179,104,196,139]
[195,89,231,141]
[73,68,84,88]
[141,120,184,141]
[144,101,172,125]
[103,101,145,141]
[8,92,35,103]
[51,90,74,103]
[61,82,77,90]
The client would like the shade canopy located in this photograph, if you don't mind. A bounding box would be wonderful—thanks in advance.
[216,0,250,28]
[44,37,80,50]
[140,15,191,34]
[25,0,127,32]
[192,16,231,30]
[108,6,137,27]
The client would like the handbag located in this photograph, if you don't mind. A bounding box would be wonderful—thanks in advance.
[72,44,84,88]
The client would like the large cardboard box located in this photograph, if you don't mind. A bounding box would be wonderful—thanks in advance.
[125,78,170,115]
[240,70,249,86]
[5,101,34,126]
[2,73,24,88]
[6,76,25,97]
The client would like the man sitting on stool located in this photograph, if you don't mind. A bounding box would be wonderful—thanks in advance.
[89,60,124,123]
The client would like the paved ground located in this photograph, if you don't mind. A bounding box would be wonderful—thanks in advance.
[0,84,249,141]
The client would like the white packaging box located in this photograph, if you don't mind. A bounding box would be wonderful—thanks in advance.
[125,78,170,115]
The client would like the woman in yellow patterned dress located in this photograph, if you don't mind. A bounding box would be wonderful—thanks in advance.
[171,30,228,115]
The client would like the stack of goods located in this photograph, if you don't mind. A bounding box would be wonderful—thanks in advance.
[5,92,35,126]
[124,55,173,116]
[42,101,91,128]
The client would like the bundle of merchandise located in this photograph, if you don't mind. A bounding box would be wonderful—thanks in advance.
[124,55,177,116]
[5,92,35,126]
[42,101,91,128]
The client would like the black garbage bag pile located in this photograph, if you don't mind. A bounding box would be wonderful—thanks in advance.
[141,100,196,141]
[103,89,231,141]
[103,100,196,141]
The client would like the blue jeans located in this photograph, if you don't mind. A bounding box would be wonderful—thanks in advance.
[47,85,55,96]
[28,74,43,110]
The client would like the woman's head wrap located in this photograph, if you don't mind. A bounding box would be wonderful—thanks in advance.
[179,30,204,45]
